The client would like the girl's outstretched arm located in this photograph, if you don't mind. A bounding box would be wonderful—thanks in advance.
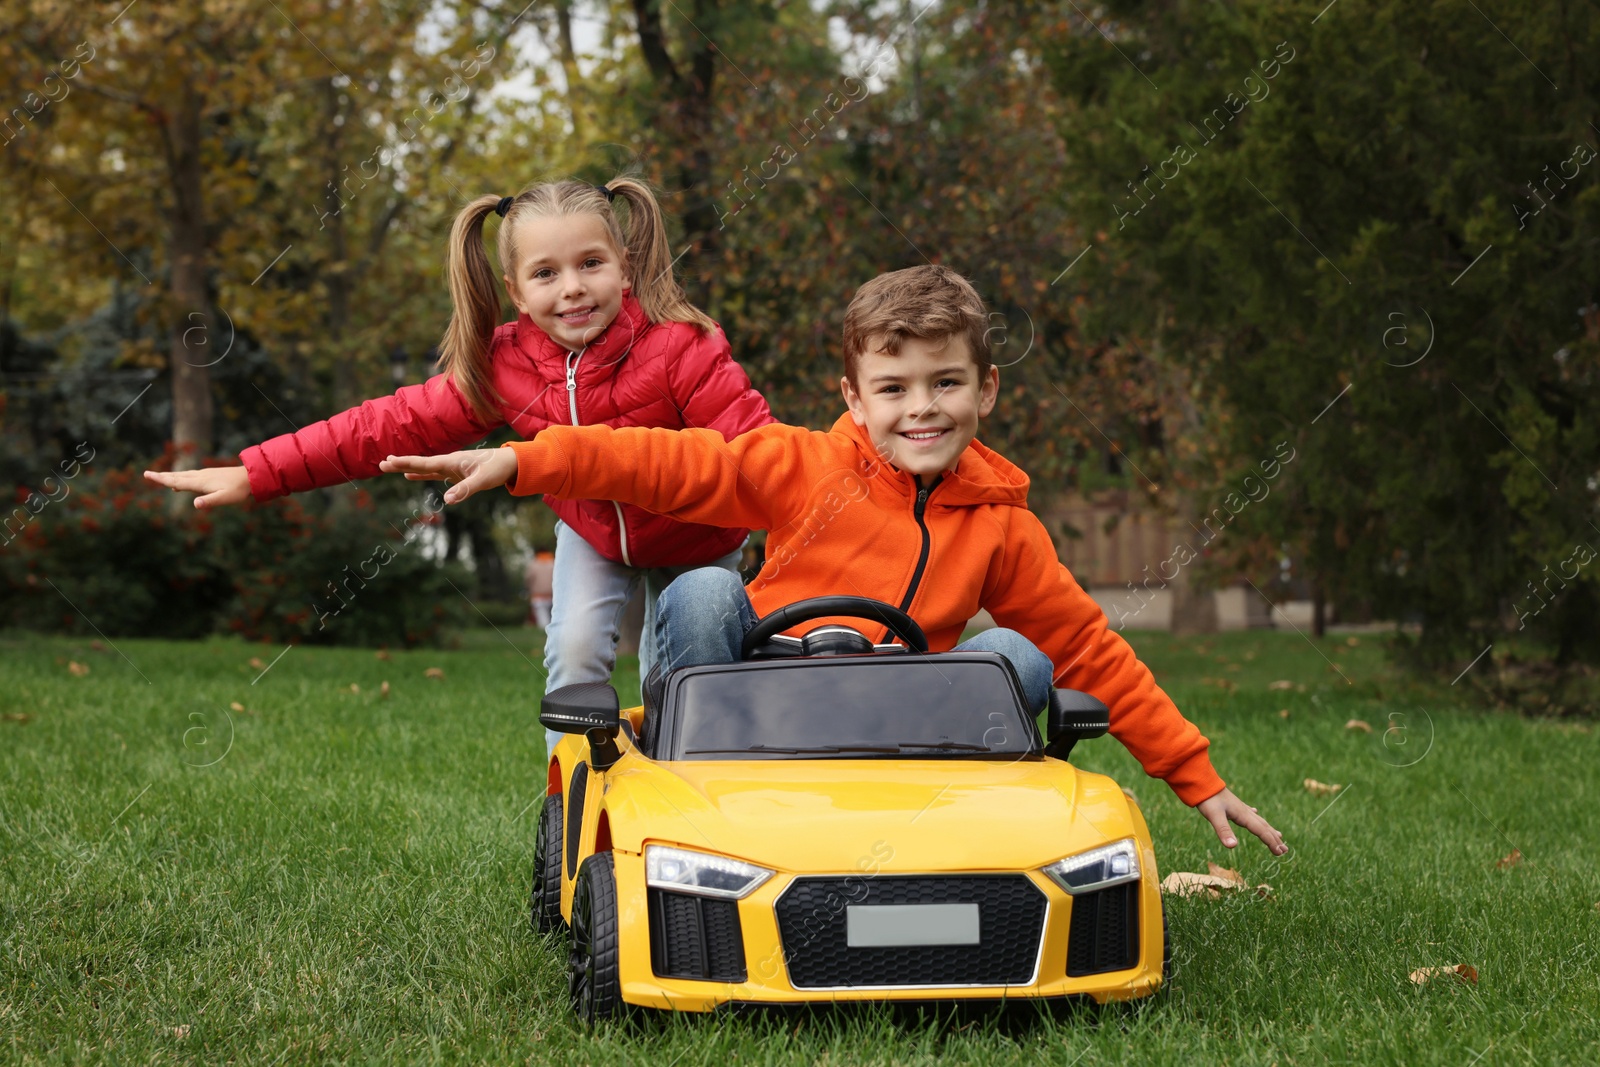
[240,374,500,501]
[142,466,252,509]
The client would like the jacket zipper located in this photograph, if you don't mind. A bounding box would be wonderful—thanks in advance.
[896,475,942,615]
[566,348,634,567]
[565,350,581,424]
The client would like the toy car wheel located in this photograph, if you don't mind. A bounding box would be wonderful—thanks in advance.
[567,851,622,1022]
[529,794,564,935]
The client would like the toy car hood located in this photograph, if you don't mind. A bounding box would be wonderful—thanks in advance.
[599,753,1139,872]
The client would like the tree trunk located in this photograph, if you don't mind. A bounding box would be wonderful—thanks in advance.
[165,77,214,472]
[320,78,356,412]
[464,508,512,601]
[1312,579,1327,638]
[1169,564,1218,634]
[677,0,720,275]
[555,0,584,142]
[629,0,720,298]
[1171,493,1218,634]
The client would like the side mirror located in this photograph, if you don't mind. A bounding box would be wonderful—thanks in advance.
[1044,689,1110,760]
[540,682,622,769]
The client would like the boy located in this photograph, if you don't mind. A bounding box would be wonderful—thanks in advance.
[381,265,1286,855]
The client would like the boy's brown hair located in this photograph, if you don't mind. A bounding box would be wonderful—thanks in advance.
[841,265,992,386]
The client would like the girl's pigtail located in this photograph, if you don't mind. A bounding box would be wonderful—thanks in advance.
[435,194,509,422]
[605,177,718,334]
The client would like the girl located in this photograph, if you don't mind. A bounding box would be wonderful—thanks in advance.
[146,177,775,752]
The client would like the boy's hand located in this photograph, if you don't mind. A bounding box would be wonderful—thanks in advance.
[142,466,252,509]
[1196,787,1287,855]
[379,448,519,504]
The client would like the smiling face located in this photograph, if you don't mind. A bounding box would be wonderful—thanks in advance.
[841,332,1000,488]
[502,212,632,352]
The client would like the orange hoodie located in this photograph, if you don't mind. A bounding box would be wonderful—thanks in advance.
[504,413,1226,805]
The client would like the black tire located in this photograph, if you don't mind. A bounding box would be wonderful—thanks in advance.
[568,851,622,1022]
[530,794,565,935]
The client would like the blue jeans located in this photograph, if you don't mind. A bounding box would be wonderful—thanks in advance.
[543,520,744,753]
[653,567,1056,714]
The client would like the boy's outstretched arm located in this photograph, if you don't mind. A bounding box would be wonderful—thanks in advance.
[986,508,1287,855]
[381,422,826,532]
[1196,788,1286,855]
[380,447,519,504]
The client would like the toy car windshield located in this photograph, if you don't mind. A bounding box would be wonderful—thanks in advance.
[665,656,1040,761]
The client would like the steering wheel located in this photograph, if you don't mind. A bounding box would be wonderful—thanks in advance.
[739,595,929,659]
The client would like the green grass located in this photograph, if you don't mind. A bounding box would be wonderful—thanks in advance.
[2,626,1597,1064]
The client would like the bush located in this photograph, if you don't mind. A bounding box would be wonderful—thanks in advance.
[0,462,469,647]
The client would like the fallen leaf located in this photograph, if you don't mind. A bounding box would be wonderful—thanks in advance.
[90,639,106,652]
[1346,636,1361,647]
[2,713,31,724]
[1278,709,1291,719]
[1269,680,1294,691]
[172,1024,191,1038]
[375,649,391,661]
[1160,872,1236,898]
[424,667,445,680]
[1206,861,1247,886]
[67,661,89,677]
[1409,964,1477,986]
[248,657,266,670]
[1303,778,1343,796]
[348,683,361,694]
[229,701,245,713]
[1495,848,1522,870]
[1345,719,1373,733]
[1161,866,1273,899]
[379,681,390,699]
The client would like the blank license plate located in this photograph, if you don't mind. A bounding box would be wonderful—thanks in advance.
[845,903,981,947]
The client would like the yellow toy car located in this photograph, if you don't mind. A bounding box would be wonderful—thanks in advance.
[530,595,1168,1020]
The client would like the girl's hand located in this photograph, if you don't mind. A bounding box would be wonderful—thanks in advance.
[142,466,252,509]
[1195,787,1287,855]
[379,448,519,504]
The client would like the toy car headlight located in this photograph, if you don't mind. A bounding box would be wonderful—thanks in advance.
[1042,838,1141,895]
[645,845,774,900]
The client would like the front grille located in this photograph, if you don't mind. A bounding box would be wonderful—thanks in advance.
[1066,882,1140,976]
[648,889,747,982]
[775,875,1047,989]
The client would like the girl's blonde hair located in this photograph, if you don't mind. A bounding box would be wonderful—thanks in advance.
[436,175,717,421]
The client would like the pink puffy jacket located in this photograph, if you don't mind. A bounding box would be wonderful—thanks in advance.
[239,292,775,568]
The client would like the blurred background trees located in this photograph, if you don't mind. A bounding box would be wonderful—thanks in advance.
[2,0,1596,702]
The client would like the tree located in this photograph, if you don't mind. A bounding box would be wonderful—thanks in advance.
[1,1,532,463]
[1039,0,1600,676]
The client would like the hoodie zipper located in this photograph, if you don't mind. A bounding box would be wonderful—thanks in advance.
[896,475,943,614]
[566,348,634,566]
